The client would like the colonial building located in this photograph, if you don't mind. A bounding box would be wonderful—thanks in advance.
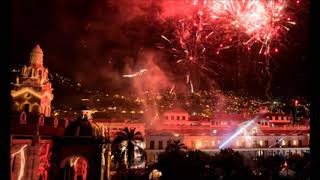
[10,45,110,180]
[11,45,53,117]
[144,110,310,164]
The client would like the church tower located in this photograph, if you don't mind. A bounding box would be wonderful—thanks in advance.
[11,44,54,117]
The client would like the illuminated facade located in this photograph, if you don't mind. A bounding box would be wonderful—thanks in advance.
[10,108,110,180]
[10,47,110,180]
[11,44,53,117]
[144,110,310,164]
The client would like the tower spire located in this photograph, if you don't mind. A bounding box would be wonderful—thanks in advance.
[30,44,43,66]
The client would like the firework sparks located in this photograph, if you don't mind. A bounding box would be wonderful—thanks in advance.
[160,0,220,93]
[208,0,297,56]
[158,0,300,96]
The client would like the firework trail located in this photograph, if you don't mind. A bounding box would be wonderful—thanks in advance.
[160,0,221,93]
[123,69,148,78]
[169,84,175,94]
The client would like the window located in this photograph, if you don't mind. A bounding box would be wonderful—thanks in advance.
[171,116,174,120]
[299,140,302,146]
[257,150,263,156]
[20,111,27,124]
[165,116,168,120]
[159,141,163,150]
[293,140,297,146]
[150,141,155,149]
[182,116,185,120]
[54,117,59,128]
[176,116,180,120]
[39,115,45,125]
[252,128,257,136]
[264,140,268,147]
[23,104,30,112]
[288,140,292,147]
[11,155,16,172]
[191,141,196,148]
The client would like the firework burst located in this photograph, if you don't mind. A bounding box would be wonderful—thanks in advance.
[158,0,302,96]
[208,0,298,57]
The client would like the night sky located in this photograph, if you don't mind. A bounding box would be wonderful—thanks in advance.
[11,0,311,97]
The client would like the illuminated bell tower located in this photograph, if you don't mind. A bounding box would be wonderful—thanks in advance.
[11,44,54,117]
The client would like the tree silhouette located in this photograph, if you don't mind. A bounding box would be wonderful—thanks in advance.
[165,140,187,153]
[112,127,144,176]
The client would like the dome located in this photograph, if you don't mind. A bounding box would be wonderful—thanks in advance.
[32,44,43,54]
[64,116,103,137]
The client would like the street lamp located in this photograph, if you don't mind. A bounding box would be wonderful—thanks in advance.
[284,161,288,176]
[149,169,162,180]
[294,100,298,122]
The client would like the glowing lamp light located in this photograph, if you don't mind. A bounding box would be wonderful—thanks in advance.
[293,140,297,146]
[282,140,286,146]
[196,141,202,149]
[259,140,263,146]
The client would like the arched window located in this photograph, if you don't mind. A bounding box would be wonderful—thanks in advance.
[39,115,45,125]
[252,127,257,136]
[54,117,58,128]
[20,111,27,124]
[39,70,42,78]
[11,155,16,172]
[22,104,30,112]
[60,156,88,180]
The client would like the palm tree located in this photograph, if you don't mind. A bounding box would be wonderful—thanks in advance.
[112,127,144,175]
[165,140,187,153]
